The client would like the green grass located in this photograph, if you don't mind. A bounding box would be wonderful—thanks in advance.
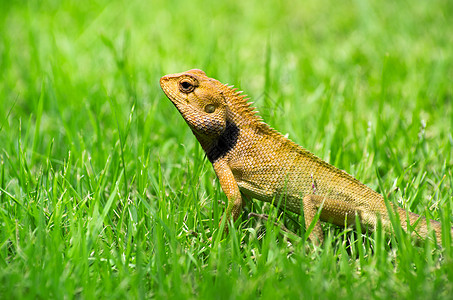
[1,0,453,298]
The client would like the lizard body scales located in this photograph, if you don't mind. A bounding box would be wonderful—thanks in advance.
[160,69,451,244]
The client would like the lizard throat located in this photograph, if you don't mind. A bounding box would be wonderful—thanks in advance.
[204,120,240,163]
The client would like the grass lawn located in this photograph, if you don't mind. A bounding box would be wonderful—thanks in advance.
[1,0,452,298]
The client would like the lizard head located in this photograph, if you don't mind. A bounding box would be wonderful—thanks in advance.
[160,69,229,137]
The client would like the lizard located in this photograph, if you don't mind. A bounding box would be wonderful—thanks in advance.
[160,69,452,245]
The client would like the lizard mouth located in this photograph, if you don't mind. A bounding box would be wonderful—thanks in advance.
[159,76,172,97]
[160,76,184,106]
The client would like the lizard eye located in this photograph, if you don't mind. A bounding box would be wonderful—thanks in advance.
[179,79,195,93]
[204,104,216,113]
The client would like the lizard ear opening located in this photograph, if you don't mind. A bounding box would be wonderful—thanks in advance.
[204,104,216,113]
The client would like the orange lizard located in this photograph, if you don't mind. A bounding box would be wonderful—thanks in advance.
[160,69,452,244]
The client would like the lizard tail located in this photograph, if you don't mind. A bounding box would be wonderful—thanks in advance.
[396,207,448,245]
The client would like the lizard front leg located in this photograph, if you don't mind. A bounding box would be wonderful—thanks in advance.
[213,159,244,229]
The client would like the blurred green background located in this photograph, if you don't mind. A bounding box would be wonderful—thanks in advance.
[1,0,452,298]
[1,0,452,164]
